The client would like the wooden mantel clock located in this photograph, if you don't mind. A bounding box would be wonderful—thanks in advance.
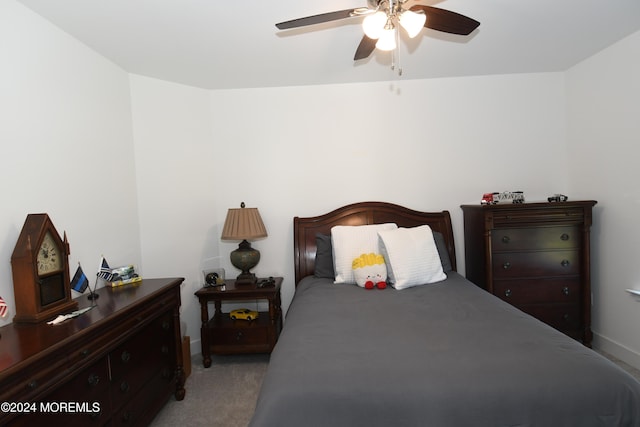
[11,213,78,323]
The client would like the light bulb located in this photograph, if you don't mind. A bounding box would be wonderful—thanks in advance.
[399,10,426,38]
[375,27,396,51]
[362,11,387,39]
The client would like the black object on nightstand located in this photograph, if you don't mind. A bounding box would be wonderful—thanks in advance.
[195,277,283,367]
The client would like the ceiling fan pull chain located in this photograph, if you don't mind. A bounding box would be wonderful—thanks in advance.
[393,28,402,76]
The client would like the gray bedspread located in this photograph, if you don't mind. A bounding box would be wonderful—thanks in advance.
[250,273,640,427]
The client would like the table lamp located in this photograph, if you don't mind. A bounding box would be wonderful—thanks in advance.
[221,202,267,285]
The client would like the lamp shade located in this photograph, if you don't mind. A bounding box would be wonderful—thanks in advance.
[221,205,267,241]
[399,10,426,38]
[362,11,387,39]
[376,27,397,51]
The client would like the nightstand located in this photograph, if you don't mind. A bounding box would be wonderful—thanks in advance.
[195,277,283,367]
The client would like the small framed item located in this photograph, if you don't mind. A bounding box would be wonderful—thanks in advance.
[203,268,225,287]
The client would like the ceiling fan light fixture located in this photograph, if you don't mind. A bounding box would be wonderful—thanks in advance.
[399,9,426,38]
[375,26,396,51]
[362,11,387,39]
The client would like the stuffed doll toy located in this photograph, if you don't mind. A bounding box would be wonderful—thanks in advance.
[352,253,387,290]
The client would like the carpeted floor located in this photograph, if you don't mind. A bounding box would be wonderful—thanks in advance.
[150,351,640,427]
[151,354,269,427]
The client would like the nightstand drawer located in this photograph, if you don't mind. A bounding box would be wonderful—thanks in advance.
[492,250,579,278]
[494,278,581,304]
[211,323,269,347]
[491,226,580,251]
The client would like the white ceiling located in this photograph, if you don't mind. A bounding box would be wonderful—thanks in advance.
[17,0,640,90]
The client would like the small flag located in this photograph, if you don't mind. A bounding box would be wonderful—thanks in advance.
[0,296,7,318]
[97,256,114,281]
[70,264,89,293]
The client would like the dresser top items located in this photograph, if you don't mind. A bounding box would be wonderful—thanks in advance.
[0,278,184,376]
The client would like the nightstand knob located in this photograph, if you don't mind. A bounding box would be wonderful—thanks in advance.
[561,233,570,241]
[504,289,512,297]
[503,262,511,270]
[501,236,510,244]
[562,286,570,296]
[561,259,570,267]
[236,332,243,341]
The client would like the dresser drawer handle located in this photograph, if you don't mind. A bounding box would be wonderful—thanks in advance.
[504,289,512,297]
[162,320,171,330]
[80,348,90,358]
[561,233,570,241]
[563,314,570,321]
[121,350,131,363]
[503,262,511,270]
[236,332,243,341]
[562,286,570,296]
[27,380,38,390]
[501,236,510,244]
[561,259,570,267]
[87,373,100,387]
[120,381,130,393]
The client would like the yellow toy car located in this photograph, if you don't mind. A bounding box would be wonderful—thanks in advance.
[229,308,258,321]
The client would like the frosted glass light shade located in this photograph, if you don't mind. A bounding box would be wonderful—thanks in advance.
[362,11,387,39]
[376,27,397,51]
[399,10,426,38]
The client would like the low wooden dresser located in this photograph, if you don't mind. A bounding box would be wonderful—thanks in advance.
[461,201,597,346]
[0,277,185,426]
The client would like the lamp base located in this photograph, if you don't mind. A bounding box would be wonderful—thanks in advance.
[230,240,260,285]
[235,272,257,285]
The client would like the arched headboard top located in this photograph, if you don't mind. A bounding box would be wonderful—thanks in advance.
[293,201,456,285]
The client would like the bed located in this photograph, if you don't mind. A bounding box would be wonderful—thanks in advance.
[250,201,640,427]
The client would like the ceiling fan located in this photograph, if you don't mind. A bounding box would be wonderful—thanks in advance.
[276,0,480,63]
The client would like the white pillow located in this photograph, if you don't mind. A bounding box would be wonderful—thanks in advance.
[378,225,446,290]
[331,223,397,284]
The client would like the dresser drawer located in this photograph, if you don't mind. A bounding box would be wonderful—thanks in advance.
[492,250,580,278]
[518,303,582,332]
[493,278,581,304]
[492,207,586,226]
[491,226,580,251]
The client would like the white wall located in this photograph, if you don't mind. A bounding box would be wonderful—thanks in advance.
[0,1,141,327]
[129,72,569,353]
[566,30,640,366]
[210,75,569,309]
[129,74,216,343]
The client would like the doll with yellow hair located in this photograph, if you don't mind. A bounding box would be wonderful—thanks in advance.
[352,253,387,290]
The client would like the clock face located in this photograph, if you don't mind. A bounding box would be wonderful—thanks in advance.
[37,231,63,275]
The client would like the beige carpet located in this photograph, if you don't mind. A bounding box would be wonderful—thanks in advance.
[150,351,640,427]
[151,354,269,427]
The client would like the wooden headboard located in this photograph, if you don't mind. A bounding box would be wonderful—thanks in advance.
[293,201,457,284]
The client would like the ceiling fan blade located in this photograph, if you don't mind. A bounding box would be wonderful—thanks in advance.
[409,5,480,36]
[276,9,362,30]
[354,35,377,60]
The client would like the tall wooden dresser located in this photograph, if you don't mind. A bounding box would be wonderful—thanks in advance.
[461,201,597,346]
[0,278,185,426]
